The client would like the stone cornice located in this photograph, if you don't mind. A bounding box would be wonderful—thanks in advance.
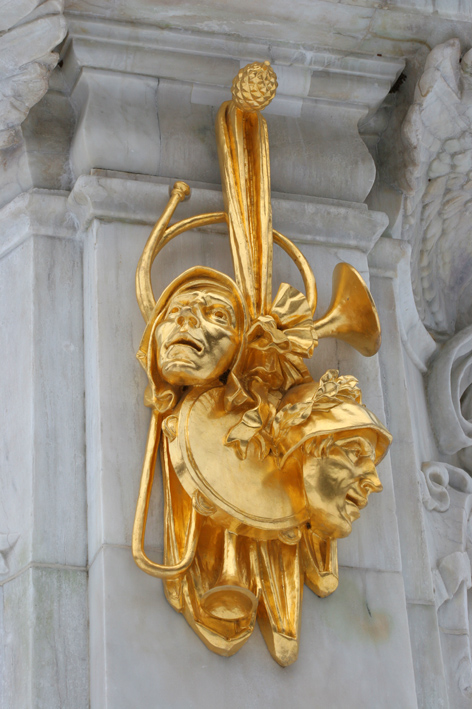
[62,15,404,119]
[68,173,388,254]
[64,2,472,57]
[0,190,74,260]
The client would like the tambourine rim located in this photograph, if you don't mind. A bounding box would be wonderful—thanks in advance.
[172,385,306,533]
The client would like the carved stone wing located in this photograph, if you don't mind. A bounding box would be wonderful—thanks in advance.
[0,0,66,148]
[401,39,472,337]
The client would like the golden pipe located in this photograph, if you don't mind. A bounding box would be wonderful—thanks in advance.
[200,529,258,621]
[144,212,316,315]
[273,229,317,316]
[132,410,203,579]
[157,212,227,249]
[136,181,191,322]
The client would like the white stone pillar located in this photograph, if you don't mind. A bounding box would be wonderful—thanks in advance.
[369,237,449,709]
[0,191,89,708]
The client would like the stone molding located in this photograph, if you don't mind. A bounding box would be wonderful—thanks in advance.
[63,1,472,57]
[63,15,404,116]
[0,189,74,260]
[368,236,436,373]
[67,172,388,253]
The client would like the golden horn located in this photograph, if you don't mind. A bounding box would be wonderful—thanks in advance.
[200,529,258,621]
[313,263,381,357]
[136,181,191,322]
[132,410,204,579]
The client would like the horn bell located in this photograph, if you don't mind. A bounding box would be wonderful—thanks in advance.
[313,263,381,357]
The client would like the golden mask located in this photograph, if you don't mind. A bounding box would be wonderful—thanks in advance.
[156,285,241,386]
[132,61,392,666]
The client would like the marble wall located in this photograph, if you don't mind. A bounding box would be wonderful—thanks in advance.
[2,2,472,708]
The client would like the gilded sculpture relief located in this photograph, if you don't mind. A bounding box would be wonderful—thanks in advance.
[132,61,392,666]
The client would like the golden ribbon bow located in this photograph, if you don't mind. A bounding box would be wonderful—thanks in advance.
[271,369,363,445]
[225,283,317,459]
[248,282,317,356]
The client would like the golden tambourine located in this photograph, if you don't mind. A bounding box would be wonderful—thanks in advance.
[166,386,307,539]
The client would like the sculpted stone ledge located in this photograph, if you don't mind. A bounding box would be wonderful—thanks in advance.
[68,174,388,254]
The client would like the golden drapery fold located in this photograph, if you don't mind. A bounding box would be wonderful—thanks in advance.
[216,101,273,319]
[161,436,304,665]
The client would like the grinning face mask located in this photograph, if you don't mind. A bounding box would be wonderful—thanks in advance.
[302,433,382,539]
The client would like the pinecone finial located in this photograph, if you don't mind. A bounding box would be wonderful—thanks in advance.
[231,61,278,112]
